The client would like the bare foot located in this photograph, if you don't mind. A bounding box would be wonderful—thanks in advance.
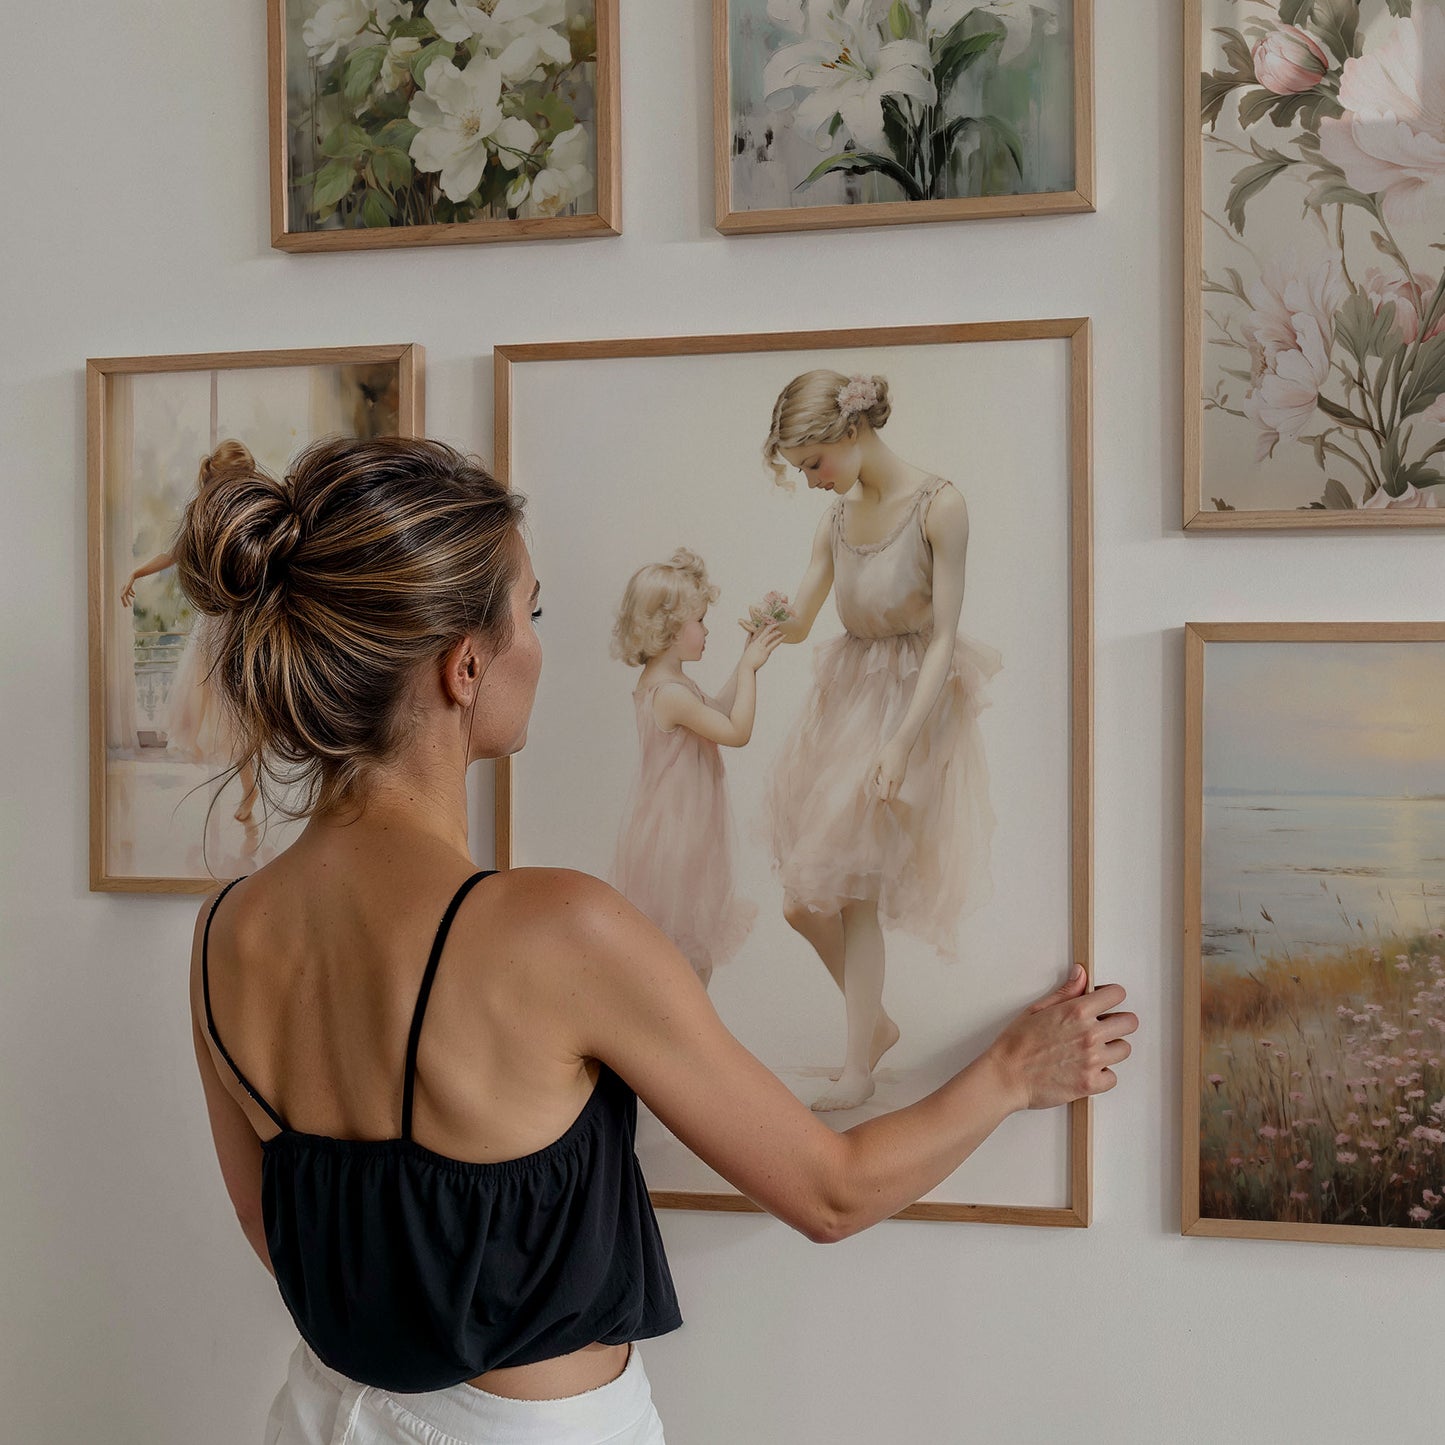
[812,1070,875,1113]
[828,1016,900,1081]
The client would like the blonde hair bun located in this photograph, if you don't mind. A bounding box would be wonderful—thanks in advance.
[762,369,892,487]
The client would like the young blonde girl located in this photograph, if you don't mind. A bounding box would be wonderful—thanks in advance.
[119,440,261,824]
[762,370,1000,1111]
[609,548,783,988]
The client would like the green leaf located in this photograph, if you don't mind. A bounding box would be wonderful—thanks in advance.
[945,114,1024,180]
[321,121,370,160]
[409,39,454,86]
[391,16,436,38]
[888,0,912,40]
[1304,176,1378,217]
[1202,72,1247,130]
[1316,394,1373,429]
[1226,154,1292,233]
[1399,334,1445,420]
[370,147,413,192]
[933,18,1005,97]
[1383,0,1412,16]
[796,149,925,202]
[376,117,420,151]
[1311,0,1361,65]
[1212,26,1256,80]
[1319,477,1357,509]
[312,159,357,210]
[1398,463,1443,489]
[1237,87,1279,129]
[360,189,395,227]
[506,91,573,145]
[1335,290,1401,368]
[342,45,386,104]
[1279,0,1314,22]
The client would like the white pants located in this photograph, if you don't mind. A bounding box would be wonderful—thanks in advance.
[264,1338,667,1445]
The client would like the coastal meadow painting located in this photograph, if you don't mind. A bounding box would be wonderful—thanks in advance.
[87,345,423,892]
[1184,624,1445,1248]
[716,0,1094,233]
[268,0,618,250]
[494,320,1092,1225]
[1185,0,1445,527]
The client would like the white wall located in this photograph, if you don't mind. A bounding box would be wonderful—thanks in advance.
[3,4,1440,1441]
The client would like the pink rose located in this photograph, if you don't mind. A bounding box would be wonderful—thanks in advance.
[1360,267,1445,346]
[1252,25,1330,96]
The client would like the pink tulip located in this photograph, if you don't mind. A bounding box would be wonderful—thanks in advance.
[1252,25,1331,95]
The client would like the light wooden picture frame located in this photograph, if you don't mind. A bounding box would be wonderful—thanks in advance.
[267,0,620,252]
[1183,0,1445,529]
[1184,622,1445,1248]
[87,343,425,893]
[714,0,1094,236]
[494,319,1093,1225]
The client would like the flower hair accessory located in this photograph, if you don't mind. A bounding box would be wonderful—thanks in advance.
[836,374,880,417]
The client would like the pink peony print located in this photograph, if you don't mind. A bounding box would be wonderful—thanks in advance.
[1318,6,1445,227]
[1252,26,1330,96]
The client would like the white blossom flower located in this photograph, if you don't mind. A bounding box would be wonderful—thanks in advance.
[529,124,593,215]
[1239,250,1348,460]
[408,58,509,201]
[763,0,935,152]
[380,34,423,91]
[303,0,372,63]
[1318,5,1445,227]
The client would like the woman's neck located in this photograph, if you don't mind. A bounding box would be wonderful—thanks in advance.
[854,433,928,502]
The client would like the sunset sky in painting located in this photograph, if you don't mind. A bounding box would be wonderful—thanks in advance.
[1204,642,1445,798]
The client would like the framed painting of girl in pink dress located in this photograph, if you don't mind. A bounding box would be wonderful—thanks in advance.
[493,320,1092,1225]
[87,343,424,892]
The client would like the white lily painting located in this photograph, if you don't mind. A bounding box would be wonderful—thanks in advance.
[272,0,616,248]
[1192,0,1445,521]
[721,0,1086,231]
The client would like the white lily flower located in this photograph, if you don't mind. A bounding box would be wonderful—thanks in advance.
[530,124,592,215]
[408,58,507,201]
[762,0,935,152]
[303,0,371,63]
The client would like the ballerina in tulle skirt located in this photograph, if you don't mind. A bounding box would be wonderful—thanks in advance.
[609,548,784,989]
[762,370,1001,1111]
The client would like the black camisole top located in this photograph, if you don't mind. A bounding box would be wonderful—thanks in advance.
[202,870,683,1393]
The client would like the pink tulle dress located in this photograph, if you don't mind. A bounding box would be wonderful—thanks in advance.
[163,613,239,763]
[766,476,1000,957]
[611,675,756,979]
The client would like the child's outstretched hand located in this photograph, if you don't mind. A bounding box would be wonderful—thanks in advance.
[742,621,784,672]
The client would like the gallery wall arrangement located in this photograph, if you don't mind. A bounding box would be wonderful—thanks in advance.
[1184,0,1445,528]
[267,0,620,250]
[715,0,1095,234]
[1184,623,1445,1249]
[86,344,424,892]
[493,319,1094,1225]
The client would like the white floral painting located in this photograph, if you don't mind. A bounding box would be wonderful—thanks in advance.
[274,0,609,243]
[91,352,413,891]
[723,0,1081,226]
[1194,0,1445,519]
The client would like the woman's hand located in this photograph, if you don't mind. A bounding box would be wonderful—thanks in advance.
[986,967,1137,1111]
[872,738,911,802]
[120,573,138,608]
[741,622,784,672]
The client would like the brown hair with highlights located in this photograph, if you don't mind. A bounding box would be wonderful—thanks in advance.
[171,435,527,826]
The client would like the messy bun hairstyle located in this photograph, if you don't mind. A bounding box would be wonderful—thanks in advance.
[610,547,719,667]
[762,369,892,488]
[171,435,526,824]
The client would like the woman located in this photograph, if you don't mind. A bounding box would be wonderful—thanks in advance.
[762,369,999,1111]
[186,436,1135,1444]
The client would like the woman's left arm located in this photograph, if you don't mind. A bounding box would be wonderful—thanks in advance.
[875,485,969,801]
[188,895,276,1279]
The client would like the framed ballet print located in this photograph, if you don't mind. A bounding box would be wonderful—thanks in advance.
[714,0,1094,235]
[1184,623,1445,1248]
[267,0,619,252]
[1184,0,1445,528]
[87,343,424,893]
[493,319,1093,1225]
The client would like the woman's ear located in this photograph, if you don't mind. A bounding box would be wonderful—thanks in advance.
[440,634,482,708]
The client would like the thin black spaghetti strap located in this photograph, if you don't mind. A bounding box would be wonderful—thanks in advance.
[202,876,287,1131]
[402,871,497,1140]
